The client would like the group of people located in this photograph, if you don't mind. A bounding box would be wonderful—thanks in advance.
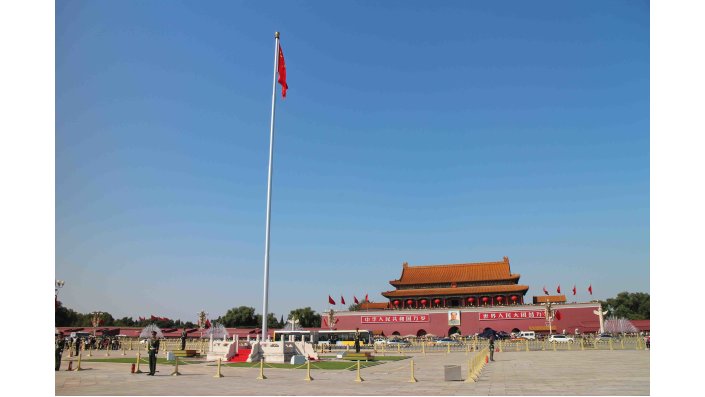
[54,329,186,376]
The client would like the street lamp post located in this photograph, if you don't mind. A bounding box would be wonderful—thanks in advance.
[91,311,104,336]
[55,280,65,310]
[543,302,555,335]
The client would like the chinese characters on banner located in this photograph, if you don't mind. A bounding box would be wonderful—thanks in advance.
[360,314,430,324]
[479,310,546,321]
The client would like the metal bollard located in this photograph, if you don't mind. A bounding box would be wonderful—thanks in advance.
[409,359,417,383]
[214,358,224,378]
[354,360,364,382]
[304,359,313,381]
[134,352,143,373]
[256,359,267,380]
[171,356,181,376]
[74,353,83,371]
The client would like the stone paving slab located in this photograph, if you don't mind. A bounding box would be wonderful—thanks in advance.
[55,349,649,395]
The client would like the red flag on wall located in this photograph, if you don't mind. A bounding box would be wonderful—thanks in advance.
[278,45,288,98]
[328,295,335,305]
[543,286,549,295]
[354,296,359,304]
[588,284,593,295]
[572,285,576,295]
[341,296,346,305]
[557,285,561,294]
[554,310,562,320]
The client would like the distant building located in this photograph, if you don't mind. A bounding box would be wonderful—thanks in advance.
[332,257,607,337]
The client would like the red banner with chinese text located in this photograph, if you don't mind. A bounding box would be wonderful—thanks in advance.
[360,314,430,324]
[479,310,546,321]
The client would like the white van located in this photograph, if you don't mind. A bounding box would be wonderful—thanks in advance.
[519,331,536,340]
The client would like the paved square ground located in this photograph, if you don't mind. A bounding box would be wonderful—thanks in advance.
[55,349,649,395]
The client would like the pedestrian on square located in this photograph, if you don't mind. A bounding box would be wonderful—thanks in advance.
[180,328,187,350]
[55,332,66,371]
[74,337,81,356]
[489,334,495,362]
[147,331,160,375]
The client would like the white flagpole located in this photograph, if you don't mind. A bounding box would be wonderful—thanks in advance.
[261,31,280,341]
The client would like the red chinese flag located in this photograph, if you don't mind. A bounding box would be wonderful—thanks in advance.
[365,294,369,302]
[543,286,549,295]
[205,319,211,329]
[328,295,335,305]
[588,284,593,295]
[572,285,577,296]
[341,296,346,305]
[557,285,561,294]
[554,310,562,320]
[278,45,288,98]
[354,296,359,304]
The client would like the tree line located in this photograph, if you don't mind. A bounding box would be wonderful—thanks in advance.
[55,301,324,328]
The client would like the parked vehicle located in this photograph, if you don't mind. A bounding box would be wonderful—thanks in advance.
[386,338,411,347]
[518,331,536,340]
[595,333,613,341]
[435,338,457,345]
[548,334,574,343]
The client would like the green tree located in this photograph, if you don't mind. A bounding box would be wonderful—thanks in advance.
[601,291,650,320]
[114,317,135,327]
[55,302,81,326]
[217,306,257,327]
[254,313,280,329]
[287,307,321,328]
[348,303,362,311]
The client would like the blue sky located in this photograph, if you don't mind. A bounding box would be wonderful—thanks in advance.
[55,0,649,322]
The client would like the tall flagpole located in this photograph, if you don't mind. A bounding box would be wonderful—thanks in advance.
[261,31,280,341]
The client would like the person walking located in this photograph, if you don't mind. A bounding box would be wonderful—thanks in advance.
[147,331,160,375]
[55,332,66,371]
[489,333,496,362]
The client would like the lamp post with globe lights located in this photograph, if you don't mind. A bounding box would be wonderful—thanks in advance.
[91,311,104,336]
[55,280,65,310]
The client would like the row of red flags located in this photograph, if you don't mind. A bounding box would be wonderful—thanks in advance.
[543,284,593,296]
[328,294,369,305]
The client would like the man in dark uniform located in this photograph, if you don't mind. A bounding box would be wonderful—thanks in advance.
[147,331,160,375]
[55,332,66,371]
[180,328,187,350]
[74,337,81,356]
[488,334,495,362]
[354,328,361,353]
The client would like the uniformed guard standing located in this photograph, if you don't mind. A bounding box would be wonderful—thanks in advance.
[74,337,81,356]
[180,328,187,350]
[55,332,66,371]
[147,331,160,375]
[354,328,361,353]
[488,334,496,362]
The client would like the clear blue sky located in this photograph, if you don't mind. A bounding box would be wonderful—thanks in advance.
[56,0,649,323]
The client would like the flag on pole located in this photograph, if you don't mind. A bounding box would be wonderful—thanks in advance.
[354,296,359,304]
[340,296,346,305]
[557,284,561,294]
[328,295,335,305]
[588,284,593,295]
[543,286,549,295]
[365,294,369,302]
[277,45,288,98]
[572,285,576,295]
